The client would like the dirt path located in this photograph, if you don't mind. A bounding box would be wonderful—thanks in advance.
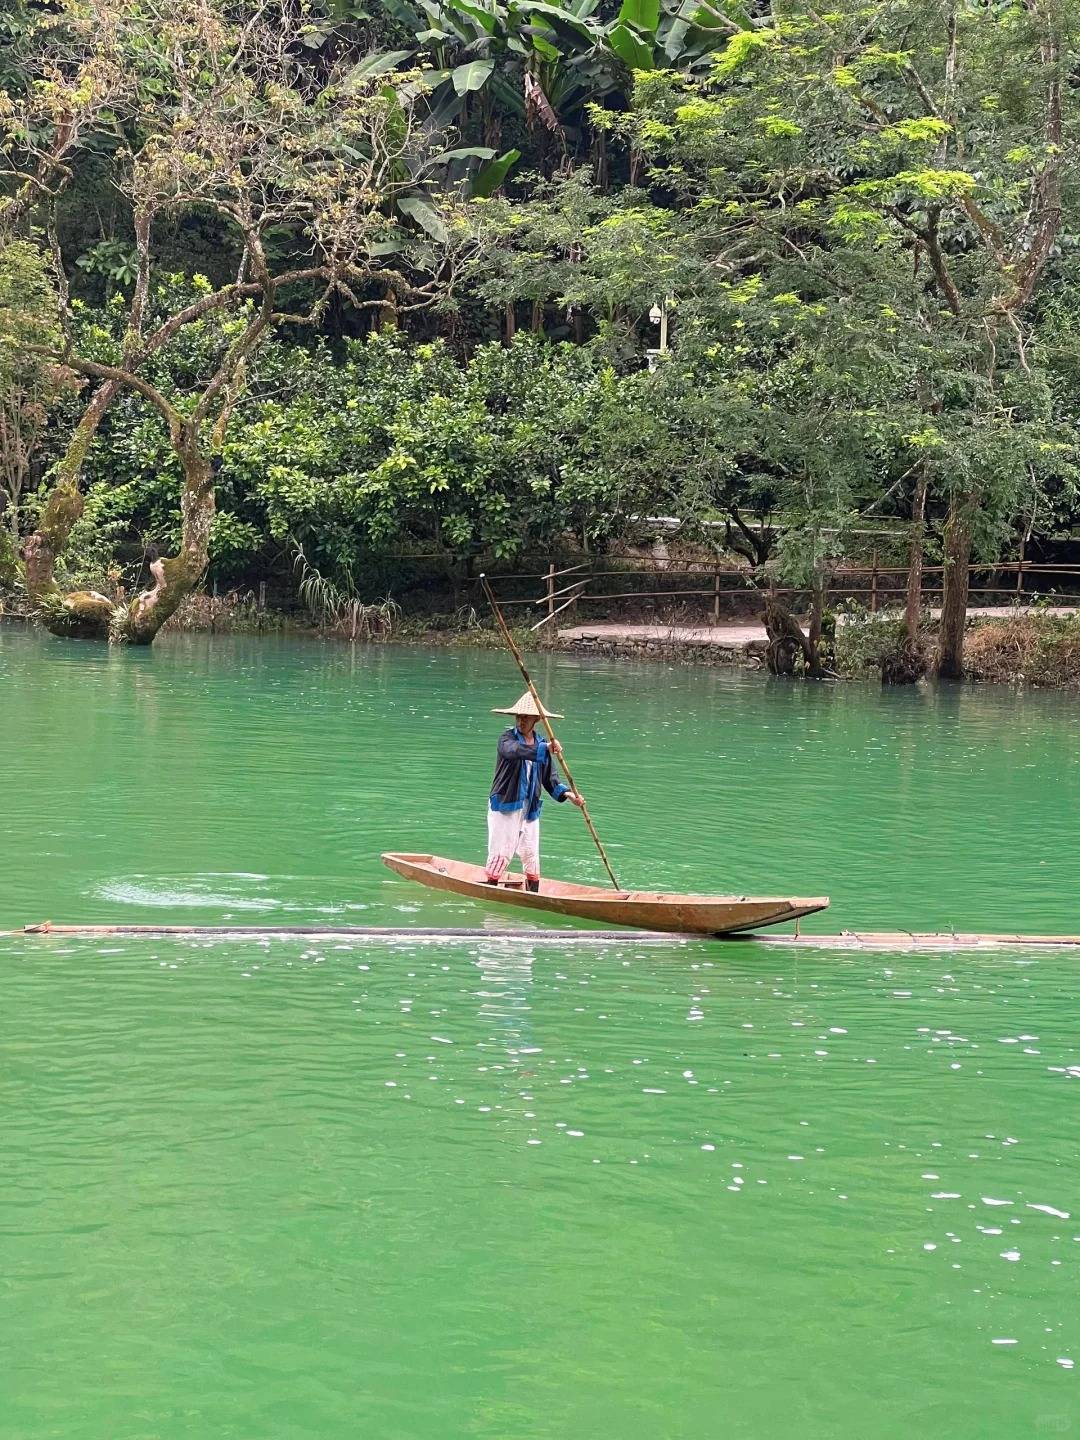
[558,621,764,646]
[558,606,1077,649]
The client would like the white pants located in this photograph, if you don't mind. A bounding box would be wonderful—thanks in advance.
[486,807,541,880]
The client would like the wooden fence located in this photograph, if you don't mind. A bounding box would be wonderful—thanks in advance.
[487,554,1080,631]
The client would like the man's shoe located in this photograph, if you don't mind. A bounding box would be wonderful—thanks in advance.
[525,877,540,893]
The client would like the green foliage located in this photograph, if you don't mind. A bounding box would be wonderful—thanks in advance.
[833,609,921,680]
[236,333,636,570]
[468,170,701,317]
[0,0,40,96]
[293,545,400,638]
[473,148,521,196]
[0,522,19,586]
[345,0,732,173]
[6,0,1080,645]
[70,320,813,589]
[715,29,774,77]
[0,240,73,537]
[609,2,1080,597]
[0,240,61,368]
[62,328,607,583]
[608,24,655,71]
[75,239,140,288]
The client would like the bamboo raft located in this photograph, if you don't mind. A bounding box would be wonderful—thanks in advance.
[6,923,1080,951]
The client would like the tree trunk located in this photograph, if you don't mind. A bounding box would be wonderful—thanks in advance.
[764,592,818,677]
[114,432,215,645]
[904,468,929,644]
[879,468,931,685]
[376,285,399,333]
[481,90,500,151]
[936,492,975,679]
[806,580,825,679]
[23,380,121,639]
[593,127,608,193]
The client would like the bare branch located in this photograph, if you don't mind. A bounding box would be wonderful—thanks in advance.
[921,208,963,317]
[28,347,182,435]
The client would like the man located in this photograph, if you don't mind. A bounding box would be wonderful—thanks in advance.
[486,691,584,892]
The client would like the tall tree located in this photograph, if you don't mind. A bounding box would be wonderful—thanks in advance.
[623,0,1079,675]
[1,0,467,642]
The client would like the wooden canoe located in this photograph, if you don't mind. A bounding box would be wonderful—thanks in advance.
[381,853,829,936]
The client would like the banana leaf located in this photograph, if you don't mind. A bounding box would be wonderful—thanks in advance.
[451,57,496,93]
[608,22,654,68]
[489,68,528,117]
[661,16,690,56]
[383,0,425,28]
[367,232,407,257]
[396,194,450,244]
[346,50,415,85]
[437,145,498,160]
[515,2,596,40]
[472,148,521,196]
[448,0,502,33]
[617,0,659,34]
[689,0,752,31]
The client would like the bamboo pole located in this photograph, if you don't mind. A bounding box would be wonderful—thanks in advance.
[530,586,585,632]
[480,574,621,891]
[870,548,879,614]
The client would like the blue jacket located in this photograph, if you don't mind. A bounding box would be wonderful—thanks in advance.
[489,728,570,821]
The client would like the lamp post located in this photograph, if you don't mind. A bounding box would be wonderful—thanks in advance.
[646,299,671,372]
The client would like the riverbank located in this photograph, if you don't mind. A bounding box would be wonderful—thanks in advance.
[833,609,1080,688]
[6,589,1080,685]
[550,608,1080,687]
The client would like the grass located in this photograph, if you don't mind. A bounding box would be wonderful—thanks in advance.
[965,612,1080,686]
[292,547,399,641]
[162,590,293,635]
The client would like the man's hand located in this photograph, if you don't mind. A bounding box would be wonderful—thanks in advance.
[549,739,564,757]
[569,791,585,808]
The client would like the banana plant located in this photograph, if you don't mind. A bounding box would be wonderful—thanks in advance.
[344,0,747,210]
[336,71,521,255]
[606,0,754,74]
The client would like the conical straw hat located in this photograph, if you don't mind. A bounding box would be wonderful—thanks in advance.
[492,690,563,719]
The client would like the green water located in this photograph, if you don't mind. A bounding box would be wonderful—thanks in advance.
[2,624,1078,1438]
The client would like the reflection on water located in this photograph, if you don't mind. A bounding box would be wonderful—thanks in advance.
[97,874,279,909]
[475,938,538,1062]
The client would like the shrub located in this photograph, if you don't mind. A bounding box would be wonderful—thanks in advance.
[833,606,930,683]
[964,613,1080,686]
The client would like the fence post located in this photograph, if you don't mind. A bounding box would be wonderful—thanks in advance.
[1016,535,1026,597]
[713,570,721,623]
[258,580,266,611]
[546,562,555,620]
[870,549,879,614]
